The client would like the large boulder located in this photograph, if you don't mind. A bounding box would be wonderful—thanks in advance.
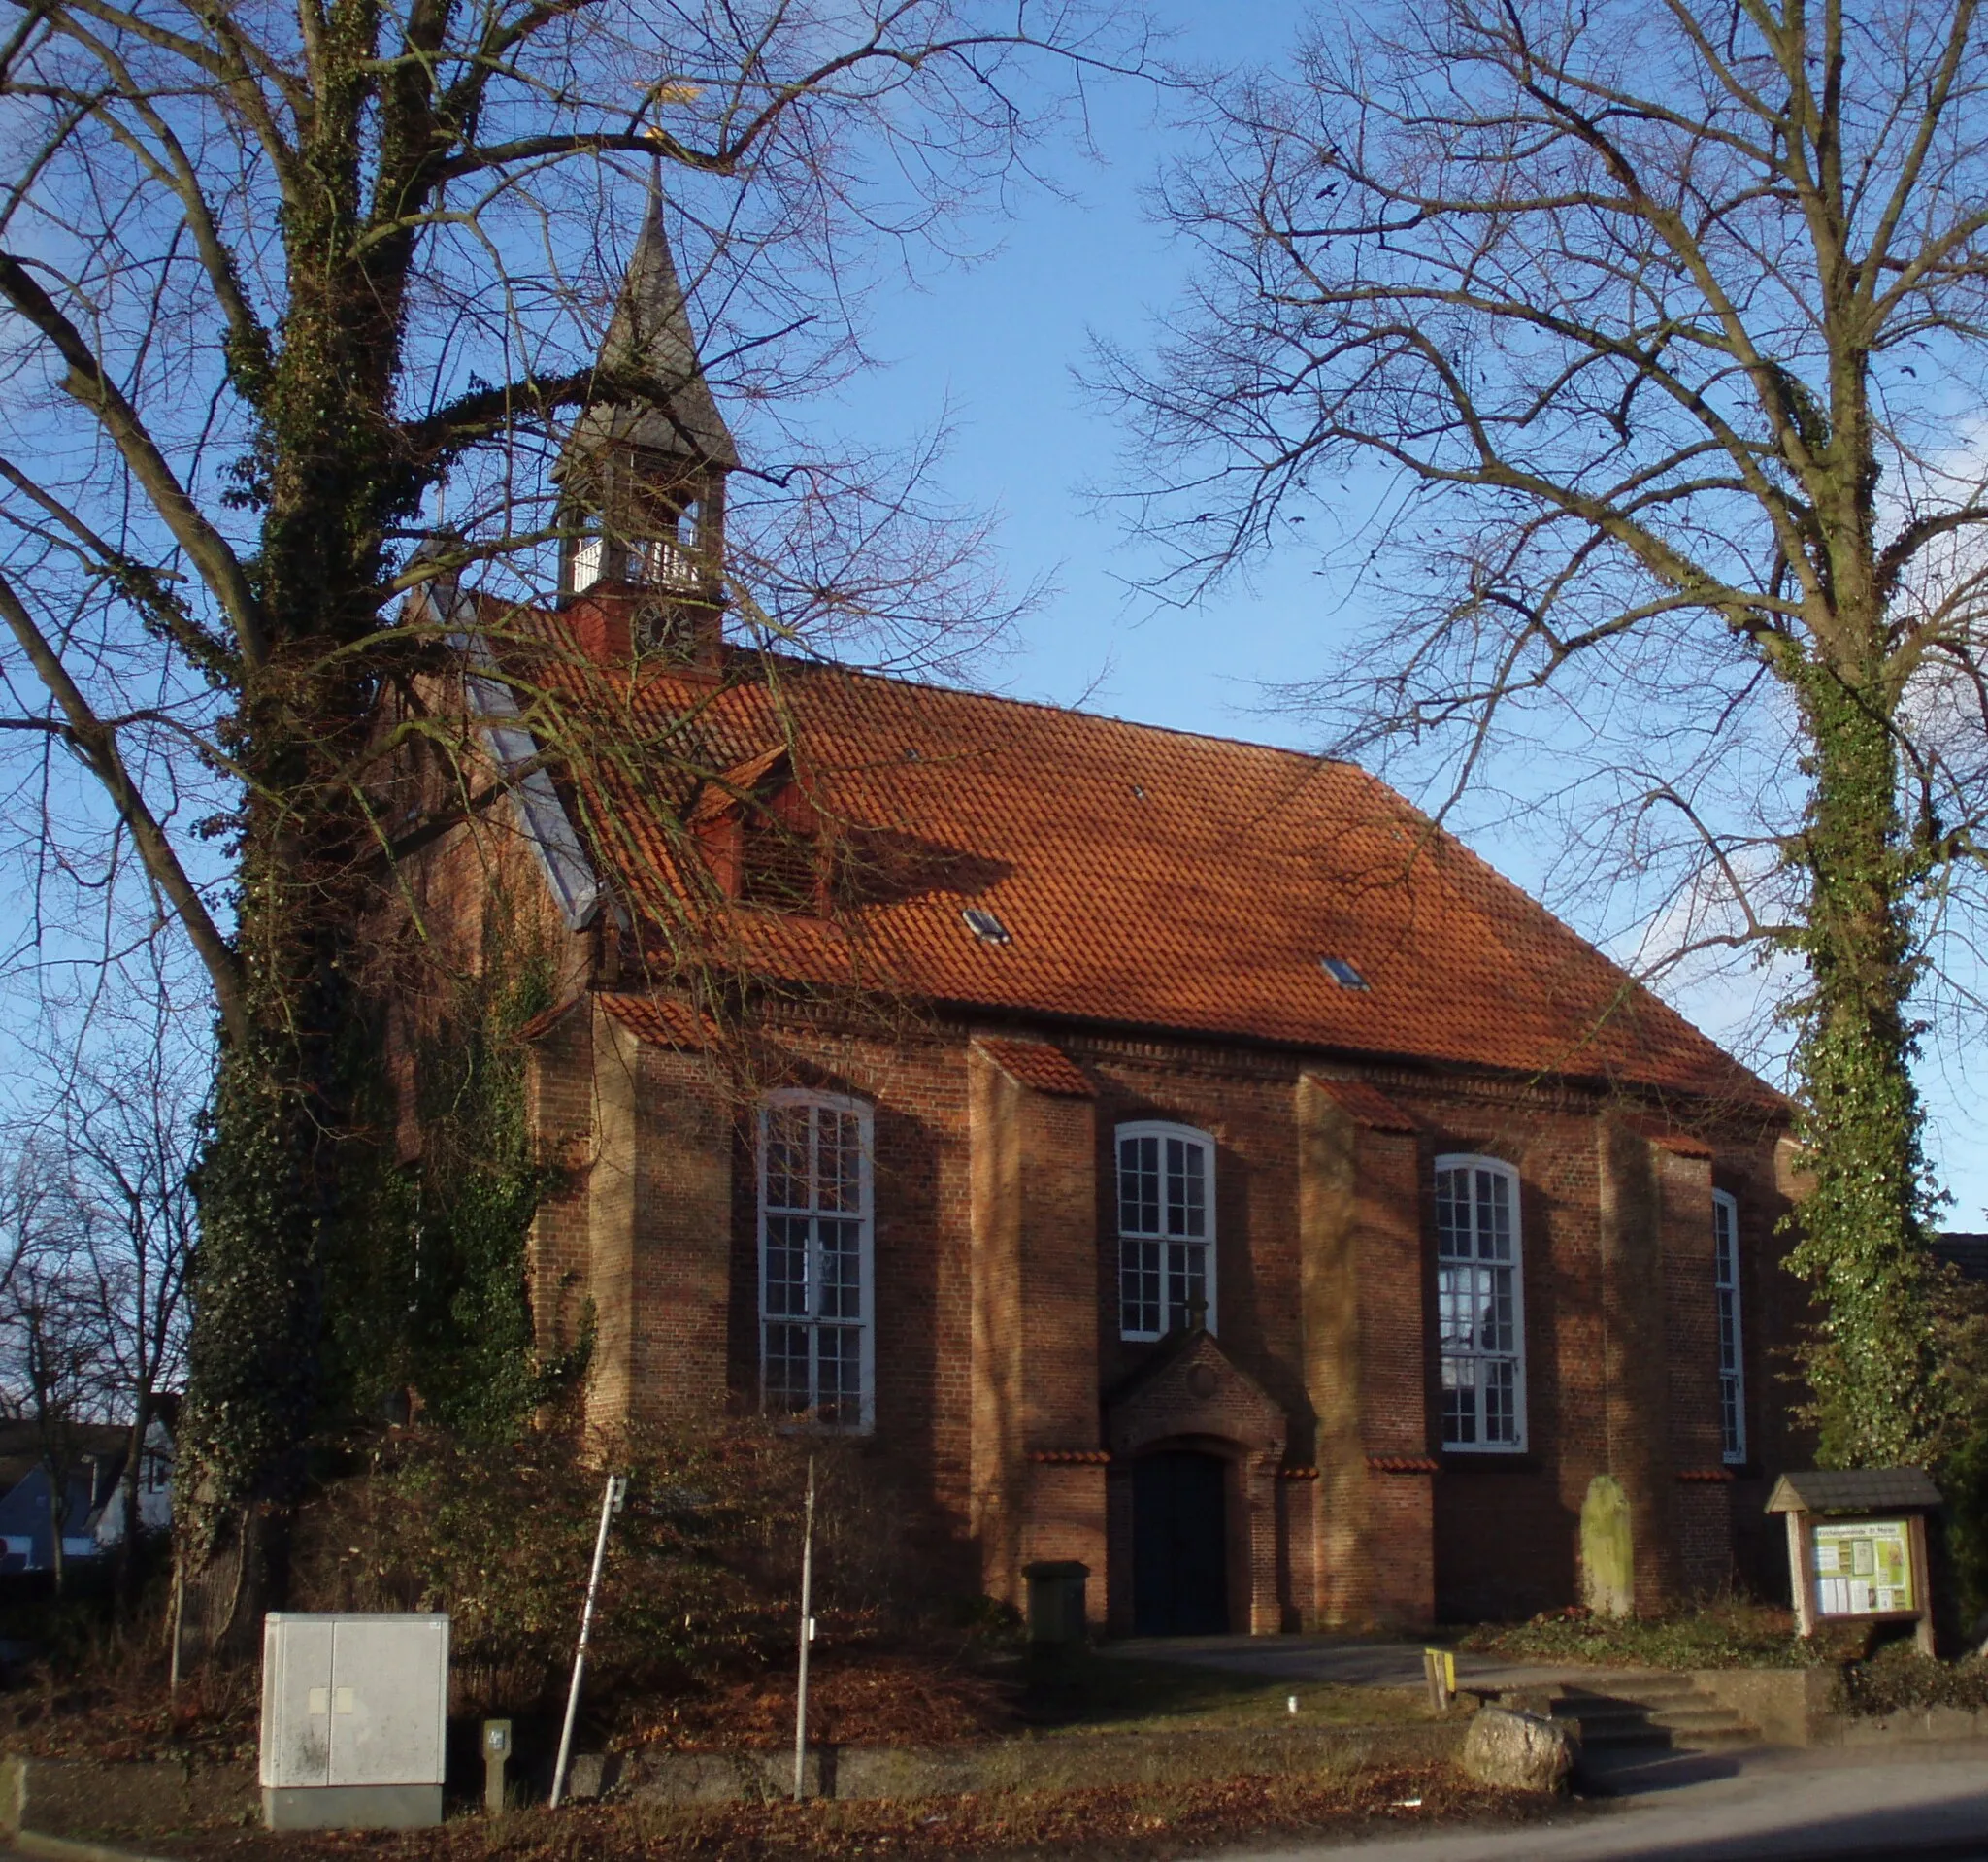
[1459,1706,1575,1795]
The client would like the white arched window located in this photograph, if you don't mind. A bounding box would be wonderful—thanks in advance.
[1435,1154,1527,1451]
[1713,1189,1745,1464]
[1116,1121,1216,1340]
[759,1091,874,1431]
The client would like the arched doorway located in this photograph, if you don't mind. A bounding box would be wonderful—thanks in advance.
[1132,1448,1229,1635]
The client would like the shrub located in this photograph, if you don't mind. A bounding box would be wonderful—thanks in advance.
[285,1420,957,1731]
[1458,1599,1846,1670]
[1836,1640,1988,1716]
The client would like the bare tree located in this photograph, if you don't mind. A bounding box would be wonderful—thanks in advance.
[26,984,200,1606]
[0,948,197,1603]
[0,0,1146,1632]
[1096,0,1988,1467]
[0,1140,117,1595]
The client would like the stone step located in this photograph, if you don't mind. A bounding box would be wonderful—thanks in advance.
[1542,1682,1760,1755]
[1575,1722,1675,1750]
[1549,1699,1670,1746]
[1660,1722,1761,1751]
[1594,1674,1706,1701]
[1646,1705,1753,1734]
[1551,1700,1654,1725]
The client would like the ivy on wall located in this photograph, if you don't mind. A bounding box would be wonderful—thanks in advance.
[387,909,588,1440]
[300,900,582,1453]
[404,940,582,1439]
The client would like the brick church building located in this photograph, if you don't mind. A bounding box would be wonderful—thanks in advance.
[393,198,1806,1632]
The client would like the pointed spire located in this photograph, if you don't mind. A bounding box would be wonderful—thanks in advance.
[564,179,739,473]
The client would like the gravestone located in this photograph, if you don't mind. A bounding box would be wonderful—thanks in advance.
[1579,1474,1634,1617]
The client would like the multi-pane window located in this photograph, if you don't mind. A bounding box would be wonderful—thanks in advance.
[1713,1189,1745,1464]
[1116,1122,1216,1340]
[1436,1156,1527,1451]
[759,1092,874,1429]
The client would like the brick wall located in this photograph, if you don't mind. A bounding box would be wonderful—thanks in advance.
[1597,1119,1682,1610]
[967,1047,1105,1610]
[1295,1077,1433,1627]
[583,1012,1798,1627]
[380,797,1800,1630]
[1677,1479,1736,1596]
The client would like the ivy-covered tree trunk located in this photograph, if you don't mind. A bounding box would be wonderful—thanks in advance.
[179,1033,344,1648]
[1775,349,1946,1470]
[1783,642,1943,1468]
[176,87,414,1649]
[1083,1,1988,1486]
[3,0,1127,1666]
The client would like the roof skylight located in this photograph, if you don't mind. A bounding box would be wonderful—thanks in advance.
[1320,956,1368,990]
[962,907,1011,946]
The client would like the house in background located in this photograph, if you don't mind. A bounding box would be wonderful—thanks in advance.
[383,200,1806,1631]
[93,1403,177,1548]
[0,1405,176,1573]
[1935,1234,1988,1282]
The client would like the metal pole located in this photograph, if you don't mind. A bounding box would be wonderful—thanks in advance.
[791,1455,816,1802]
[551,1472,624,1808]
[167,1565,184,1699]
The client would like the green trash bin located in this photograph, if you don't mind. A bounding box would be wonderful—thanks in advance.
[1023,1560,1089,1646]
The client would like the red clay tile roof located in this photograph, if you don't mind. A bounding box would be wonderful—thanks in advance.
[482,604,1777,1107]
[516,999,578,1045]
[974,1038,1095,1098]
[1307,1074,1419,1133]
[597,992,709,1049]
[520,990,712,1049]
[687,745,792,826]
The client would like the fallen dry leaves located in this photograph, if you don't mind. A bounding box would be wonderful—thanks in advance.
[619,1650,1022,1750]
[149,1764,1568,1861]
[1,1641,1022,1768]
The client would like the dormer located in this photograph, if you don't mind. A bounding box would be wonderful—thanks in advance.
[556,186,738,670]
[689,748,832,914]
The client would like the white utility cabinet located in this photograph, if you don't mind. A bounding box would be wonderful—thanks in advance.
[260,1613,449,1829]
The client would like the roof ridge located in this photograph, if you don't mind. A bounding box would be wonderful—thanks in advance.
[752,648,1359,766]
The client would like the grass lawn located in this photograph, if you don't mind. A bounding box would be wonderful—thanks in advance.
[615,1646,1438,1752]
[1013,1651,1435,1733]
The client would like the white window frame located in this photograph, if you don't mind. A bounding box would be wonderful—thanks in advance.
[757,1089,876,1432]
[1115,1120,1218,1342]
[1713,1188,1746,1465]
[1435,1153,1528,1453]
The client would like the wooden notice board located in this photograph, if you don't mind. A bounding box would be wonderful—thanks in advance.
[1767,1469,1940,1656]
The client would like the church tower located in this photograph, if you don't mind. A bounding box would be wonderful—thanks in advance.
[556,185,738,665]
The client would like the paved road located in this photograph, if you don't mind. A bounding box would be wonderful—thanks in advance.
[1104,1633,1593,1694]
[1113,1634,1988,1855]
[1226,1741,1988,1860]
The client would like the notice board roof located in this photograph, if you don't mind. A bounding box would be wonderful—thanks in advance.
[1766,1469,1943,1515]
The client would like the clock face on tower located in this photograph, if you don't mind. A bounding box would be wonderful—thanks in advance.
[634,597,691,659]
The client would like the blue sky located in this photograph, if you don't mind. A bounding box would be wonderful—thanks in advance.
[812,1,1988,1224]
